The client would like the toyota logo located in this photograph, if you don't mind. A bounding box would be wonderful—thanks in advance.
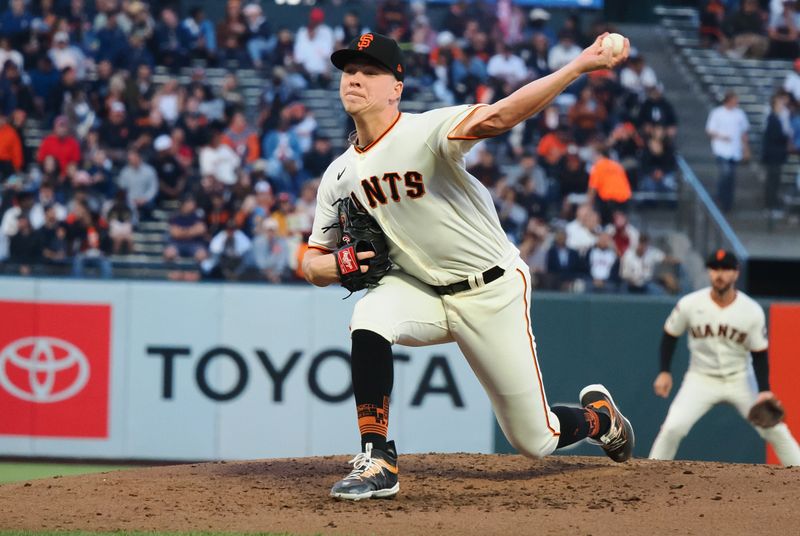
[0,337,90,403]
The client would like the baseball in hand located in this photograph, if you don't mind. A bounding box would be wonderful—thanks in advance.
[601,33,625,55]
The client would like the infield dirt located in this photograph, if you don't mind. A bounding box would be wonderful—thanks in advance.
[1,454,798,536]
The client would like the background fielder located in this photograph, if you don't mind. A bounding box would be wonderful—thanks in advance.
[649,250,800,465]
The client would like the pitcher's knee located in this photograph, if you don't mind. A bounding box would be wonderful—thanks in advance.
[506,431,558,459]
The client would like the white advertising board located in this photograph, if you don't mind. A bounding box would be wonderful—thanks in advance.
[0,278,493,460]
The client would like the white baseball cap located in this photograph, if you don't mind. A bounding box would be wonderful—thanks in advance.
[154,134,172,151]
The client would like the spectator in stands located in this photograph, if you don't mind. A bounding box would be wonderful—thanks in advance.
[0,37,22,71]
[0,111,22,177]
[767,0,800,59]
[783,57,800,102]
[127,1,155,43]
[98,101,136,164]
[216,0,248,56]
[568,86,607,144]
[95,11,129,69]
[205,191,232,238]
[376,0,411,41]
[285,102,317,154]
[252,217,289,283]
[587,146,632,224]
[37,116,80,179]
[242,3,273,69]
[105,189,134,254]
[1,0,34,49]
[487,41,528,88]
[513,152,550,218]
[548,30,582,72]
[291,179,317,237]
[151,134,187,202]
[638,83,677,138]
[203,219,252,281]
[154,7,187,71]
[545,227,583,291]
[639,125,678,195]
[222,110,260,165]
[201,125,240,186]
[526,8,555,45]
[587,231,618,293]
[67,201,112,279]
[467,146,502,189]
[619,233,666,294]
[537,124,570,177]
[181,6,216,63]
[518,220,550,287]
[555,149,589,207]
[722,0,768,59]
[605,209,639,257]
[48,31,86,80]
[619,54,658,103]
[8,214,40,275]
[705,91,750,212]
[496,183,528,243]
[523,32,552,80]
[566,203,599,256]
[29,56,59,116]
[0,60,34,117]
[303,136,334,179]
[699,0,726,48]
[294,8,334,88]
[762,91,792,216]
[335,10,369,49]
[39,212,68,270]
[117,148,158,220]
[262,109,303,192]
[164,195,207,280]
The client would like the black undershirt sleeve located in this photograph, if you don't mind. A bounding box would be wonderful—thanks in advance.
[751,350,770,392]
[660,331,679,373]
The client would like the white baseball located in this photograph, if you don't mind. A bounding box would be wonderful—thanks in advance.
[601,33,625,55]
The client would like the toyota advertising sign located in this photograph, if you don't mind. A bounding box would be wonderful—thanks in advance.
[0,301,111,438]
[0,281,492,460]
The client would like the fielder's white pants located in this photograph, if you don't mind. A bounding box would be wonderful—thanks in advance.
[350,257,561,458]
[649,370,800,466]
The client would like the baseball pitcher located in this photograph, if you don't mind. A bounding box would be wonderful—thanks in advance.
[302,32,635,501]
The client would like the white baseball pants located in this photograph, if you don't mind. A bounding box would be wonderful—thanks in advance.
[350,257,561,458]
[649,369,800,466]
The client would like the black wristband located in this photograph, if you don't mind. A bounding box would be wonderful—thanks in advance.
[751,350,770,392]
[660,332,679,373]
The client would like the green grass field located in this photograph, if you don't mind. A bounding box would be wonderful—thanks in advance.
[0,462,133,484]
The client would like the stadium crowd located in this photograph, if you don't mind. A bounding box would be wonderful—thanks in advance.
[0,0,687,294]
[697,0,800,218]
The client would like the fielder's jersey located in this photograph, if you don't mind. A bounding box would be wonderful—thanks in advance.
[308,105,519,286]
[664,288,768,376]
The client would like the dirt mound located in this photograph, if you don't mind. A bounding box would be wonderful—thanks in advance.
[0,454,797,536]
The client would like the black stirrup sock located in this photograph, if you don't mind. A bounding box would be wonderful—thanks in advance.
[351,329,393,452]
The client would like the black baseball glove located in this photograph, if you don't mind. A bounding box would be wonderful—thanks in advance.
[324,197,392,294]
[748,397,785,428]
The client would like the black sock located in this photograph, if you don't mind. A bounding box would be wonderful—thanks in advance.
[351,329,393,452]
[552,406,611,449]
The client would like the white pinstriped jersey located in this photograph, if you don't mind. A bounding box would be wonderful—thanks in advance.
[308,105,519,286]
[664,288,768,377]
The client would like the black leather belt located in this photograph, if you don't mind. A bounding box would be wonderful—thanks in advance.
[433,266,505,296]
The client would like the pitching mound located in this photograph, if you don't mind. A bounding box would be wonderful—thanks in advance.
[0,454,797,535]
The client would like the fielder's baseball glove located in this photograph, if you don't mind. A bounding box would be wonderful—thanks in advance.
[748,397,785,428]
[324,197,392,294]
